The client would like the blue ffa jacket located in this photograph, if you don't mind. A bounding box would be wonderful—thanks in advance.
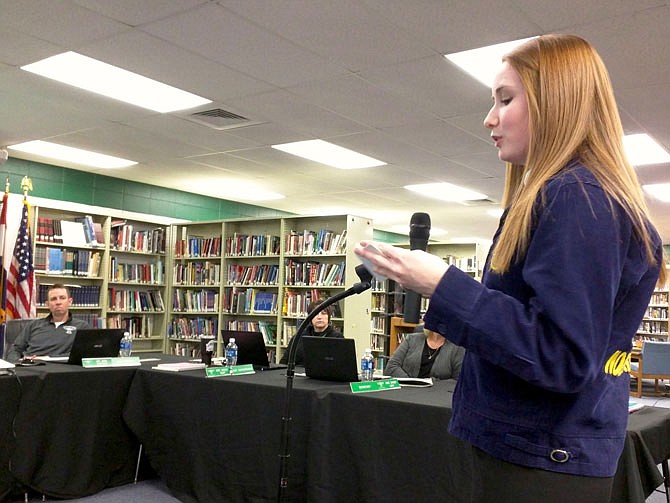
[424,162,663,477]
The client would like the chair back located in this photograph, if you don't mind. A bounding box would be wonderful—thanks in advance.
[3,318,37,359]
[641,341,670,375]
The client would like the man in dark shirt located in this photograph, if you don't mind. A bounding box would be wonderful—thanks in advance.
[6,283,90,362]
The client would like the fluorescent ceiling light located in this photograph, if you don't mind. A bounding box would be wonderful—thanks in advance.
[643,183,670,202]
[445,36,538,87]
[21,51,211,113]
[623,133,670,166]
[272,139,386,169]
[8,140,136,169]
[404,182,488,202]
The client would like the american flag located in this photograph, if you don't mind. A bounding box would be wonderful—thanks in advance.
[6,199,36,319]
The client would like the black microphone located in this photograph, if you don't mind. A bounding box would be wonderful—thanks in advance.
[403,212,431,324]
[278,263,372,502]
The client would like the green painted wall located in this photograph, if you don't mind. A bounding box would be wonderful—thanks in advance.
[3,158,292,221]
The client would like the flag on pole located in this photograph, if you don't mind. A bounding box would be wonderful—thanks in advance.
[6,198,36,319]
[0,190,8,349]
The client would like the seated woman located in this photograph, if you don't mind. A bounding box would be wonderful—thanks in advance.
[279,300,343,366]
[385,327,464,380]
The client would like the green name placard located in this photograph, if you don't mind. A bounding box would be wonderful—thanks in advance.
[206,364,256,378]
[350,379,401,393]
[82,356,141,368]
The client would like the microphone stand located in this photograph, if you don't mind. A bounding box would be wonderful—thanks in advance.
[277,265,372,502]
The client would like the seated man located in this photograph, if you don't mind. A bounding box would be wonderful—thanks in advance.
[385,326,464,380]
[280,300,343,366]
[6,283,90,362]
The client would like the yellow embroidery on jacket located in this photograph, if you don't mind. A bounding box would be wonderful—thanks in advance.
[604,350,631,376]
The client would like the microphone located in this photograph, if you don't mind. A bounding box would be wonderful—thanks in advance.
[278,263,372,501]
[403,212,431,324]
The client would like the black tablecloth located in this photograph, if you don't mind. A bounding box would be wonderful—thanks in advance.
[0,363,140,500]
[123,366,670,503]
[3,358,670,503]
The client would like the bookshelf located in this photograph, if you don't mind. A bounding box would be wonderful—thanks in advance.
[106,219,169,352]
[221,217,282,362]
[167,221,224,357]
[636,288,669,342]
[33,207,171,352]
[166,215,372,362]
[279,214,373,362]
[33,207,108,328]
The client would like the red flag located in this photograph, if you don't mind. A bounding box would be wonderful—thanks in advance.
[6,199,36,319]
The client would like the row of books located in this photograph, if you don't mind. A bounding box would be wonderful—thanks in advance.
[175,235,221,258]
[172,289,219,312]
[36,216,104,247]
[110,258,165,284]
[644,306,668,319]
[284,259,345,286]
[370,316,387,333]
[222,320,277,345]
[222,287,279,315]
[111,222,166,254]
[169,343,201,357]
[38,284,101,307]
[168,316,219,339]
[284,228,347,255]
[443,254,478,272]
[72,313,103,328]
[638,320,668,335]
[35,247,103,277]
[225,233,281,257]
[650,291,669,305]
[108,288,165,312]
[226,263,279,286]
[106,314,155,338]
[173,261,221,286]
[281,289,332,318]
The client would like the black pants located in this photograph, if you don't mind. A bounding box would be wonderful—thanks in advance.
[470,446,614,503]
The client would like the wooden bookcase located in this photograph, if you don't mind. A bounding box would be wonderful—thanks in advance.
[221,217,282,361]
[166,221,224,357]
[33,205,171,353]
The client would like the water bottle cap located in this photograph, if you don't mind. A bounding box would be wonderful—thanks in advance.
[230,338,235,343]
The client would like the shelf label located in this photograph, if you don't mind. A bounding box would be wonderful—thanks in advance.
[82,356,141,368]
[350,379,401,393]
[206,364,255,378]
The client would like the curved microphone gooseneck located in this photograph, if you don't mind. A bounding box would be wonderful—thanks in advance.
[277,264,372,502]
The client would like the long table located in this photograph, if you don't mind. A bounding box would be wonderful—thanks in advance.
[122,365,670,503]
[2,359,670,502]
[0,363,140,500]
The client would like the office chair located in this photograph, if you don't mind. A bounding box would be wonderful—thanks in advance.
[630,341,670,398]
[2,318,36,359]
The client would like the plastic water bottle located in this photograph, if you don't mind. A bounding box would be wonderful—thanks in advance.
[119,331,132,357]
[225,338,238,368]
[361,348,375,381]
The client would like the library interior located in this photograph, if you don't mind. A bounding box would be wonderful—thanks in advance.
[1,2,670,503]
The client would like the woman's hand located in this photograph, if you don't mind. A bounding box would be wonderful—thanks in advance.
[354,241,449,297]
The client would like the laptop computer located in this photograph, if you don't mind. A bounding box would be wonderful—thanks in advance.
[64,328,125,365]
[221,329,286,371]
[302,336,360,382]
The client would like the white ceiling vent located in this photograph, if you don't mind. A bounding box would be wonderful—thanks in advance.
[183,108,264,130]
